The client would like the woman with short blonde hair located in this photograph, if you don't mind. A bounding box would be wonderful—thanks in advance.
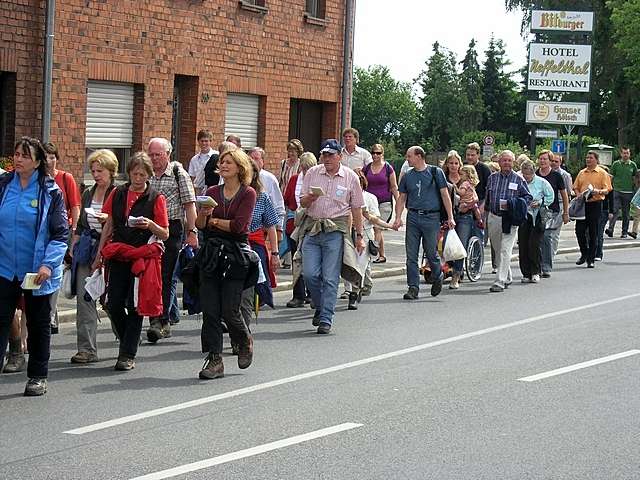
[70,149,119,364]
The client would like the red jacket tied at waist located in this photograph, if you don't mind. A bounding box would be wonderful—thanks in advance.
[102,241,164,316]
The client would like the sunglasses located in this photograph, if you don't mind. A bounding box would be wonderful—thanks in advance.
[372,151,383,155]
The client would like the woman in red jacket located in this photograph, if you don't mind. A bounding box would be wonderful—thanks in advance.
[94,152,169,371]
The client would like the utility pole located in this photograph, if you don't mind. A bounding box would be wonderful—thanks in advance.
[340,0,356,134]
[42,0,55,142]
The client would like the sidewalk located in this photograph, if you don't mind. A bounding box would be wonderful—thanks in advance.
[55,223,640,324]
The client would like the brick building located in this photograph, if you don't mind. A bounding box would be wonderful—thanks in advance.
[0,0,349,180]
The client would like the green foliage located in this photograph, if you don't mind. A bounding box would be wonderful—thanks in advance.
[352,65,418,150]
[459,39,484,132]
[416,42,465,152]
[608,0,640,89]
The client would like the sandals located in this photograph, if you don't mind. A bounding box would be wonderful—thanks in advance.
[373,256,387,264]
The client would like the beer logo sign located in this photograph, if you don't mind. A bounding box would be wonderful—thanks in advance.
[532,103,550,121]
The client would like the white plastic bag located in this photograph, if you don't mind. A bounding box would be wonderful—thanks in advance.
[442,229,467,262]
[62,266,74,299]
[84,268,105,301]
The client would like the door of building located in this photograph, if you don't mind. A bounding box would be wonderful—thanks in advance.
[289,99,323,155]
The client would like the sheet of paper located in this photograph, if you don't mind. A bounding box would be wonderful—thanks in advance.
[21,273,41,290]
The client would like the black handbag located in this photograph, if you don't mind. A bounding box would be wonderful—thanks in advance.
[368,239,379,256]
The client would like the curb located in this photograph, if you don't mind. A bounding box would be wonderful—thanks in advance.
[55,241,640,325]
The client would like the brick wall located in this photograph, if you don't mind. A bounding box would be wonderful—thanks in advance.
[1,0,346,178]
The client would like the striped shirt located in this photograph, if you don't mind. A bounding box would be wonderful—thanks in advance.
[301,164,364,219]
[149,161,196,221]
[87,199,104,233]
[486,170,532,215]
[250,192,280,232]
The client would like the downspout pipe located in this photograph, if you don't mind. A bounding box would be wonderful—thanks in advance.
[42,0,55,142]
[340,0,355,134]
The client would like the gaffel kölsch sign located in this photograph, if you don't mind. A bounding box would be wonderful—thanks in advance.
[528,43,592,93]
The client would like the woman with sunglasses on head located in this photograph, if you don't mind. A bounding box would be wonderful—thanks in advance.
[195,148,258,380]
[0,137,68,396]
[362,144,399,266]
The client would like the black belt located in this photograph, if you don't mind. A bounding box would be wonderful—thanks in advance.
[408,208,439,215]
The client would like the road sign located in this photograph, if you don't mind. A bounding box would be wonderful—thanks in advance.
[526,100,589,126]
[551,140,567,154]
[482,145,494,158]
[483,135,495,146]
[536,129,559,139]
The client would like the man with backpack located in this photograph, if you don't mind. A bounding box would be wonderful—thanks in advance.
[393,146,455,300]
[147,138,197,342]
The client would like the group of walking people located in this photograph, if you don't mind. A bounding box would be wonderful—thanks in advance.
[0,128,635,396]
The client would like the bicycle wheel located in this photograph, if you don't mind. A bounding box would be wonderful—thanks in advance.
[465,236,484,282]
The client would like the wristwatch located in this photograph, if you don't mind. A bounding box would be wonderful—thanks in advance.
[189,228,198,235]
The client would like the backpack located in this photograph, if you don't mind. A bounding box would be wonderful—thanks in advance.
[363,161,394,192]
[203,152,220,188]
[429,165,455,224]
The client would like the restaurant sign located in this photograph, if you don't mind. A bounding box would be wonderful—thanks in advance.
[528,43,592,93]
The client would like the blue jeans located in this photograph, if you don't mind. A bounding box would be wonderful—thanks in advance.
[169,259,180,323]
[302,231,344,326]
[452,213,474,274]
[405,211,441,289]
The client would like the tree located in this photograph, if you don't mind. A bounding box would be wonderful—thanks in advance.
[459,39,484,132]
[352,65,418,151]
[481,36,520,135]
[416,42,463,151]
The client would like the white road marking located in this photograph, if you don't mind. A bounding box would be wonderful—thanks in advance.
[64,292,640,435]
[128,422,363,480]
[518,349,640,382]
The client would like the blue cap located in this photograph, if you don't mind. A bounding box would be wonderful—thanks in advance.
[319,139,342,155]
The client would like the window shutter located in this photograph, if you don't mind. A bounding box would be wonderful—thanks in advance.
[86,81,134,147]
[225,93,259,149]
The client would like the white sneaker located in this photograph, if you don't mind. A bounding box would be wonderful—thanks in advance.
[531,274,540,283]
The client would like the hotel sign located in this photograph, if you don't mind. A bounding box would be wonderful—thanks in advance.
[528,43,592,93]
[526,100,589,126]
[531,10,594,34]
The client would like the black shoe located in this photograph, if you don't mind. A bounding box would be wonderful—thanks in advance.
[541,272,551,278]
[317,323,331,334]
[621,234,628,239]
[575,257,586,265]
[304,296,311,304]
[629,232,638,239]
[24,378,47,396]
[169,318,180,325]
[403,286,419,300]
[286,298,305,308]
[431,273,444,297]
[587,262,595,268]
[312,310,321,327]
[605,228,613,238]
[347,292,358,310]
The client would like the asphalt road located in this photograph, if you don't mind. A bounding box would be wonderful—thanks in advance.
[1,248,640,479]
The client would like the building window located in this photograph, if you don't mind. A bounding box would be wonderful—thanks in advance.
[85,81,135,183]
[225,93,261,149]
[305,0,326,23]
[238,0,267,14]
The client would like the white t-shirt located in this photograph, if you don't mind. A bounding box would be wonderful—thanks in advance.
[189,148,219,191]
[362,190,380,237]
[259,169,286,228]
[341,146,373,171]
